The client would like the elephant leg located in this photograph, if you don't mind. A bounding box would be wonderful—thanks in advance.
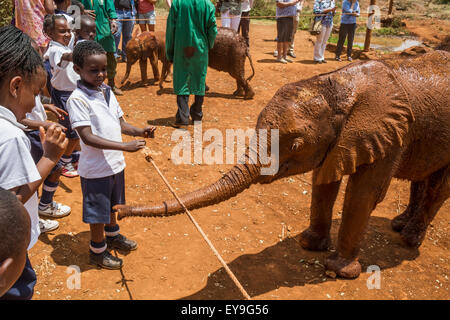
[150,54,160,84]
[244,83,255,100]
[233,80,245,97]
[299,169,341,251]
[391,180,427,232]
[159,61,168,89]
[401,165,450,248]
[326,158,395,279]
[139,58,148,85]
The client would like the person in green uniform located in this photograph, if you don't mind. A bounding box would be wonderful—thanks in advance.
[80,0,123,95]
[0,0,14,28]
[166,0,217,127]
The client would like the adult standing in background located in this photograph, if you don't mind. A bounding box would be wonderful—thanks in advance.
[114,0,135,62]
[335,0,359,61]
[288,0,304,58]
[14,0,55,53]
[238,0,253,47]
[166,0,217,128]
[136,0,157,32]
[313,0,336,63]
[217,0,242,32]
[275,0,301,64]
[80,0,123,95]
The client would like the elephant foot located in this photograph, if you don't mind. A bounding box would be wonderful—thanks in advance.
[233,89,245,97]
[400,220,427,248]
[391,207,413,232]
[325,253,361,279]
[244,88,255,100]
[298,228,331,251]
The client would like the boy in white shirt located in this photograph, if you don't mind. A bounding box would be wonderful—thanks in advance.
[67,40,156,269]
[0,26,67,299]
[43,14,80,178]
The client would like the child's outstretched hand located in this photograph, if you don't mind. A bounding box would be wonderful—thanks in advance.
[123,139,146,152]
[44,104,68,121]
[141,126,156,138]
[39,124,68,164]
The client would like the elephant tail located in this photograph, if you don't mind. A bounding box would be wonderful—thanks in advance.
[246,48,255,83]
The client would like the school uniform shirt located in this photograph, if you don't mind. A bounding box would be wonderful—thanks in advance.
[0,105,41,250]
[26,95,48,123]
[66,81,126,179]
[43,40,79,92]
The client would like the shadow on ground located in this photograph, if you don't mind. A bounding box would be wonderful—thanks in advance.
[180,216,420,299]
[39,231,133,273]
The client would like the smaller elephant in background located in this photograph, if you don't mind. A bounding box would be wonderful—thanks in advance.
[157,27,256,100]
[121,31,172,88]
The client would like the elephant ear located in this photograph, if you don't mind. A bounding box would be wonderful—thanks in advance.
[316,71,414,185]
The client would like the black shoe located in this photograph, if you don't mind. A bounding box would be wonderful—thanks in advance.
[89,250,123,270]
[321,59,327,64]
[106,234,138,252]
[170,121,189,129]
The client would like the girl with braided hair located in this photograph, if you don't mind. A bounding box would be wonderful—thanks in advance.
[0,25,67,299]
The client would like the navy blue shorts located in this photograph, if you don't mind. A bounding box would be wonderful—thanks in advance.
[80,170,126,224]
[51,88,79,140]
[0,254,36,300]
[25,130,62,173]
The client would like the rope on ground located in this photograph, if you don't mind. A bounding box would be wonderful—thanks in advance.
[142,147,252,300]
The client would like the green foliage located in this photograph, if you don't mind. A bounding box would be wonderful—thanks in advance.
[250,0,277,19]
[432,0,449,4]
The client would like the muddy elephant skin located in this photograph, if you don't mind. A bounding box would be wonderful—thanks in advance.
[121,31,172,88]
[207,27,255,99]
[115,51,450,279]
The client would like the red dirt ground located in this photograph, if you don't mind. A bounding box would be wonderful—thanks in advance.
[31,22,449,300]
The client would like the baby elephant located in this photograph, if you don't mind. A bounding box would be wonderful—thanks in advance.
[121,31,172,88]
[208,27,255,100]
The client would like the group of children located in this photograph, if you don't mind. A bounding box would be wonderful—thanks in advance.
[0,8,156,299]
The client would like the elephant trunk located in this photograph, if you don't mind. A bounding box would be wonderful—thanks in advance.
[116,162,261,220]
[121,60,132,84]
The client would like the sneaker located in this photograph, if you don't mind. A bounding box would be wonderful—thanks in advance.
[89,250,123,270]
[62,162,78,178]
[321,59,327,64]
[284,57,293,63]
[39,218,59,233]
[277,57,288,64]
[348,57,353,62]
[39,201,71,218]
[288,51,296,58]
[273,50,278,57]
[106,234,138,252]
[335,56,341,61]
